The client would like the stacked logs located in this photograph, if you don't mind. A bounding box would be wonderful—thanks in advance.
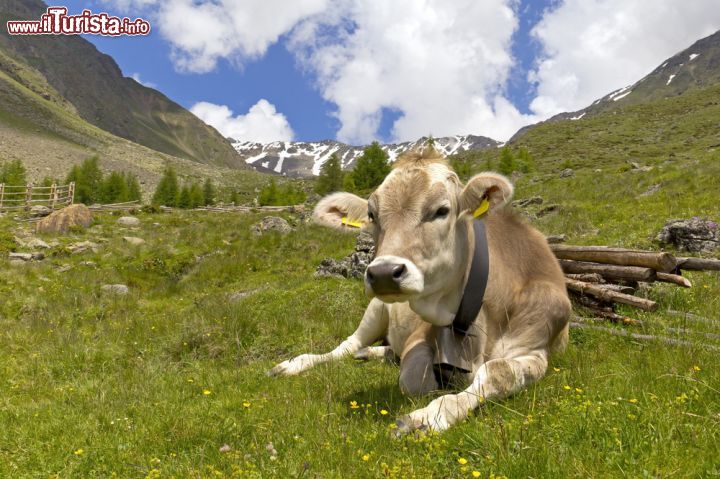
[551,244,720,327]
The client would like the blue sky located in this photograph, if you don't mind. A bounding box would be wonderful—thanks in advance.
[59,1,720,144]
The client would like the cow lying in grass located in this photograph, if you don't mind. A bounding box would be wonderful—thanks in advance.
[269,150,571,433]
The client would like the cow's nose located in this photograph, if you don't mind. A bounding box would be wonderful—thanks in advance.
[366,263,407,294]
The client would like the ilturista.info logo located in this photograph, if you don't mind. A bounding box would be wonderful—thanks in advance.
[7,6,151,36]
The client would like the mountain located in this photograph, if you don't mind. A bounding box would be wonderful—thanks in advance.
[233,135,500,177]
[512,29,720,140]
[0,0,245,169]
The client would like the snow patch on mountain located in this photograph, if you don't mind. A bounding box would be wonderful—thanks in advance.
[231,135,500,177]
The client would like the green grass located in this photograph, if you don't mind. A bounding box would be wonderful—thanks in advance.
[0,206,718,478]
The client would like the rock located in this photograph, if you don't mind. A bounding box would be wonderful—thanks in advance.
[219,444,232,454]
[29,205,52,218]
[537,204,561,217]
[123,236,145,246]
[546,234,568,244]
[656,218,719,253]
[512,196,544,208]
[25,238,50,249]
[101,284,129,295]
[57,264,72,273]
[559,168,574,178]
[251,216,292,235]
[9,252,32,261]
[79,261,97,267]
[228,289,260,302]
[316,232,375,279]
[36,204,93,234]
[639,184,662,197]
[117,216,141,227]
[67,241,99,254]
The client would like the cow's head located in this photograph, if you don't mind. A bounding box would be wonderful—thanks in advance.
[313,150,513,325]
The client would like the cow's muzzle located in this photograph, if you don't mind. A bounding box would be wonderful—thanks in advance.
[365,255,424,299]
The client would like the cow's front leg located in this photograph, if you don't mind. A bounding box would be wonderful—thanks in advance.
[268,298,388,376]
[395,350,548,433]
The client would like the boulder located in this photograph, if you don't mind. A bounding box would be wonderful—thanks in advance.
[117,216,141,227]
[512,196,544,208]
[101,284,129,295]
[546,234,568,244]
[67,241,99,254]
[656,218,719,253]
[251,216,292,235]
[559,168,574,178]
[123,236,145,246]
[36,204,92,234]
[29,205,52,217]
[316,231,375,279]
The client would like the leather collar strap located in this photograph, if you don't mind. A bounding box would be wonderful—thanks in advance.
[452,217,489,334]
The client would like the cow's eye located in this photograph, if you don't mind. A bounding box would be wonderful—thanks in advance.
[433,206,450,219]
[368,210,375,222]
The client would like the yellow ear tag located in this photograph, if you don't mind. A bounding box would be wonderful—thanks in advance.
[341,217,363,228]
[473,198,490,219]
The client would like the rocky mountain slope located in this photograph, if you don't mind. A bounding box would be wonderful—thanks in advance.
[233,135,500,177]
[0,0,244,169]
[512,28,720,140]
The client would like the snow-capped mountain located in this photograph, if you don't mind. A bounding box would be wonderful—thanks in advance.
[232,135,500,177]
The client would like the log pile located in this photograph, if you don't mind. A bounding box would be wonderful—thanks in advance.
[550,244,720,327]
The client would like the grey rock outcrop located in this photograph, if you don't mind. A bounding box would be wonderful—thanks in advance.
[656,218,719,253]
[316,232,375,279]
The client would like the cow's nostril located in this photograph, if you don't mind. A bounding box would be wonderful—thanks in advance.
[392,264,406,280]
[366,270,375,283]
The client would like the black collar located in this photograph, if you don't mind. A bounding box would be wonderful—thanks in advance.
[451,217,489,334]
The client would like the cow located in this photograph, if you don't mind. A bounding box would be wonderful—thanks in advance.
[269,149,571,434]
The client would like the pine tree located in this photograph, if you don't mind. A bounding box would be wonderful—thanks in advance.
[516,147,536,173]
[189,182,204,208]
[347,141,390,192]
[0,159,27,185]
[498,147,516,176]
[202,178,216,206]
[152,167,179,206]
[100,171,128,203]
[315,154,344,195]
[177,185,192,209]
[450,156,474,182]
[66,156,103,204]
[258,179,278,206]
[124,173,142,202]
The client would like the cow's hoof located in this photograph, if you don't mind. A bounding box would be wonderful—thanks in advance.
[353,348,372,361]
[391,416,428,438]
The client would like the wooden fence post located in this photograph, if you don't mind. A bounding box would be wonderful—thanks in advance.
[25,183,33,211]
[0,183,4,210]
[69,182,75,205]
[50,183,57,209]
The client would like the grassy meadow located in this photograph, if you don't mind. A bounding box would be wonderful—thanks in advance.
[0,196,718,478]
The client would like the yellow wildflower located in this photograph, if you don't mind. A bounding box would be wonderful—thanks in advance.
[362,454,370,461]
[350,401,360,409]
[74,449,84,456]
[203,389,212,395]
[693,365,701,372]
[380,409,389,415]
[243,401,251,408]
[458,457,468,465]
[628,398,638,404]
[473,472,481,478]
[563,385,571,390]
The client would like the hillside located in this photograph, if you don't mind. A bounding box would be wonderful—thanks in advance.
[0,46,265,196]
[0,0,245,170]
[233,135,499,177]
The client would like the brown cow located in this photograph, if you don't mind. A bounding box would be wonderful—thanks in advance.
[269,149,570,433]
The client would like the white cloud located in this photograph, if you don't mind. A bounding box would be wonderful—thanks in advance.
[191,99,294,143]
[289,0,534,144]
[149,0,328,73]
[130,72,156,89]
[529,0,720,117]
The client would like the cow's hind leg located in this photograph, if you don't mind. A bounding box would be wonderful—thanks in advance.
[395,350,548,433]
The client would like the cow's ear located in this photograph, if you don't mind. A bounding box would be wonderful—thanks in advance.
[460,172,514,216]
[313,192,369,230]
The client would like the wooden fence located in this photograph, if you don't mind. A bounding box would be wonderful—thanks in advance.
[0,182,75,212]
